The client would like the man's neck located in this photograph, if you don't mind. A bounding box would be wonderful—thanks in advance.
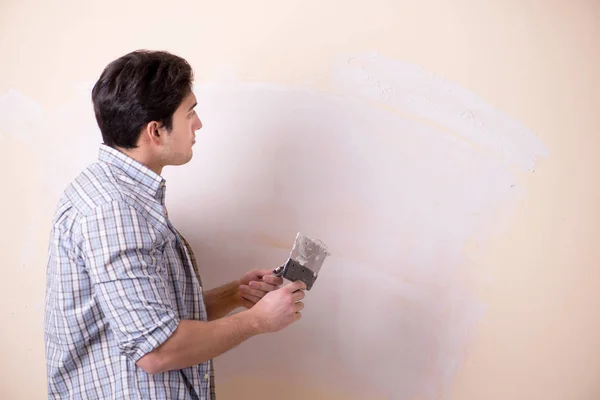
[115,146,163,176]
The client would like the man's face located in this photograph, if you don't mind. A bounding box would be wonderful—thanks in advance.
[160,91,202,166]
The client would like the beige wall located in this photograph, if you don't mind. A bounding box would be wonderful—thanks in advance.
[1,0,599,399]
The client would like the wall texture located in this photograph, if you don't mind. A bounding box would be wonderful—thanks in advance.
[1,1,599,399]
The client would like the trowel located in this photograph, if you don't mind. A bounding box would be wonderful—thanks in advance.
[272,232,330,290]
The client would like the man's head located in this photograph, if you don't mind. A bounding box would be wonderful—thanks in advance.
[92,50,202,172]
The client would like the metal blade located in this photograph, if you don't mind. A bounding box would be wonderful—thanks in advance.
[288,232,330,275]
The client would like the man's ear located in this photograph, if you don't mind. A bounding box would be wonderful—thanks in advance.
[144,121,163,145]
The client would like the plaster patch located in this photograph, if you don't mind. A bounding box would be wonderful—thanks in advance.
[0,52,548,399]
[163,62,546,397]
[331,52,548,172]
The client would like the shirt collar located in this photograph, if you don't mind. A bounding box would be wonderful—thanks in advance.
[98,144,166,202]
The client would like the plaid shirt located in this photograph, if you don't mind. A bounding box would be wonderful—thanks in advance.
[45,144,215,399]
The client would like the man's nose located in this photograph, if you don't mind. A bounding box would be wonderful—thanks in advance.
[194,117,203,131]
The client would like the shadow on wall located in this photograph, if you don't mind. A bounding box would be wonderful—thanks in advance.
[0,52,548,400]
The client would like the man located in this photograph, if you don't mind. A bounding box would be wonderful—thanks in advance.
[44,50,306,399]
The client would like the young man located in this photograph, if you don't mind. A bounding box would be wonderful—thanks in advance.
[44,50,306,399]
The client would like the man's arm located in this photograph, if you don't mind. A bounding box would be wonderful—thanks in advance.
[203,280,242,321]
[137,281,305,374]
[81,201,305,375]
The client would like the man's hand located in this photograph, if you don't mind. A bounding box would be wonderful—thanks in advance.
[204,268,284,320]
[249,280,306,333]
[238,268,284,309]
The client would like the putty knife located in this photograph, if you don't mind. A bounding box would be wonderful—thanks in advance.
[272,232,330,290]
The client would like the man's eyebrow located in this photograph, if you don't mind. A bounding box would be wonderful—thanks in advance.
[188,102,197,111]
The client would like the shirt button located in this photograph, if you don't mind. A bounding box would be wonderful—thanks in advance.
[204,373,210,380]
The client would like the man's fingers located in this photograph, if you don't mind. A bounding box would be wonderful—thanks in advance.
[294,301,304,312]
[240,285,268,299]
[255,268,274,278]
[249,280,278,292]
[285,280,307,292]
[262,274,284,286]
[291,289,305,302]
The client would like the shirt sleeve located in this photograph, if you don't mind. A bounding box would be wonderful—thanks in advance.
[79,200,179,362]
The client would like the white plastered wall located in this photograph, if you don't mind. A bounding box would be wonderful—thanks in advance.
[1,1,599,399]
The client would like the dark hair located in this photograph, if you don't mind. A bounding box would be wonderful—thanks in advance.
[91,50,194,149]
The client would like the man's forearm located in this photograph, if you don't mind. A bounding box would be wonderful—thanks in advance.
[203,280,242,320]
[137,311,261,374]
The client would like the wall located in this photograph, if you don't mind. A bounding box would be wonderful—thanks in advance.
[1,1,599,399]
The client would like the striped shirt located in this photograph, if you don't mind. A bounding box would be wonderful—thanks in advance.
[44,144,215,399]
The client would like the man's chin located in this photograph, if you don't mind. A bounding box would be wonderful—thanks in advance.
[168,153,194,167]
